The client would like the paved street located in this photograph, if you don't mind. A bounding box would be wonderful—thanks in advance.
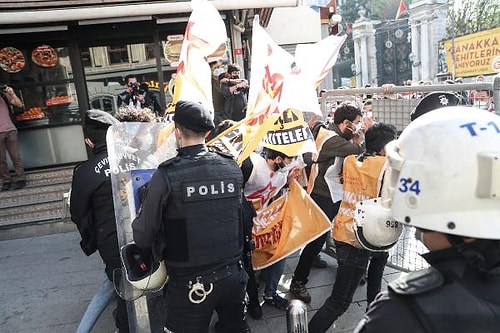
[1,231,402,333]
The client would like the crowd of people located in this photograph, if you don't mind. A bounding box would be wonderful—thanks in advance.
[67,67,500,333]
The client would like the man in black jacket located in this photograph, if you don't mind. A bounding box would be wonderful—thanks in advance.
[70,110,129,332]
[354,107,500,333]
[132,101,250,333]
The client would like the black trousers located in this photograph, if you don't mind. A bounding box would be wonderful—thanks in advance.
[293,194,341,283]
[164,266,250,333]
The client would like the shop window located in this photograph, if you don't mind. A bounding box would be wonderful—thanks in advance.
[81,47,92,67]
[0,44,79,128]
[107,45,129,64]
[145,43,156,60]
[90,94,116,114]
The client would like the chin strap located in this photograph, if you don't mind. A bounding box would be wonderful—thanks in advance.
[446,235,500,279]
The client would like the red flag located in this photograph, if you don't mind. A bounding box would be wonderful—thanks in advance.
[395,0,408,19]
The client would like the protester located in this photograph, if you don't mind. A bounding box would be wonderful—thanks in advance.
[209,59,228,124]
[289,101,365,303]
[308,123,398,332]
[132,101,250,333]
[117,74,161,115]
[70,109,129,333]
[221,64,249,121]
[354,107,500,332]
[241,147,302,316]
[0,83,26,191]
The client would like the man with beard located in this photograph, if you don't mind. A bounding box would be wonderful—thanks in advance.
[289,101,365,303]
[221,64,249,121]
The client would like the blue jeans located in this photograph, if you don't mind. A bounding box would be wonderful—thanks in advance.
[76,271,115,333]
[263,259,286,297]
[308,242,388,333]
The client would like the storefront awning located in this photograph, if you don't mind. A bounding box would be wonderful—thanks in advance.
[0,0,298,25]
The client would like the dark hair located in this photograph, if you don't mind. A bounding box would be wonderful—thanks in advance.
[263,147,291,160]
[227,64,241,74]
[333,101,362,125]
[124,74,137,85]
[84,127,107,145]
[365,123,397,154]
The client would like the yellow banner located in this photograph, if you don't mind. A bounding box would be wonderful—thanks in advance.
[252,179,331,269]
[442,27,500,77]
[262,109,316,157]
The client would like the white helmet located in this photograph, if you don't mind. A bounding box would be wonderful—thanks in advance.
[381,107,500,239]
[120,242,168,291]
[354,198,403,251]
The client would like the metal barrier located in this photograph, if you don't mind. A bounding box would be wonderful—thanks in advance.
[316,76,499,272]
[319,78,499,133]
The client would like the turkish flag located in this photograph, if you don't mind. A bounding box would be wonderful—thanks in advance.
[395,0,408,19]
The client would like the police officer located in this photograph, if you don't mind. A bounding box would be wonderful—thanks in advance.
[354,107,500,332]
[132,101,250,333]
[70,110,129,332]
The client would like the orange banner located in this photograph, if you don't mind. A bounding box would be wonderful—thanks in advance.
[252,179,331,269]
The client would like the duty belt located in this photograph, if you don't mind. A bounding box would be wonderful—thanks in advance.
[169,260,243,304]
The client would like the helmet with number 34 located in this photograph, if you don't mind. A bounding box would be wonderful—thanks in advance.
[381,107,500,239]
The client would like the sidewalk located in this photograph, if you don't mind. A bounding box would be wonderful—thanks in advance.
[0,231,402,333]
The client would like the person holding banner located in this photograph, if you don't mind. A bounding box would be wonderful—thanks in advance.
[308,123,398,333]
[241,147,302,315]
[290,101,365,303]
[132,101,250,333]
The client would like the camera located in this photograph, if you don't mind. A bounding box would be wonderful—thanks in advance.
[1,85,7,91]
[128,82,139,91]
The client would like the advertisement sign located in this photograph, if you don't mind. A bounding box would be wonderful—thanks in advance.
[442,27,500,77]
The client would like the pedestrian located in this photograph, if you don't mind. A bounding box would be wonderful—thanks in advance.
[354,107,500,332]
[0,83,26,191]
[308,123,398,332]
[289,101,365,303]
[132,101,250,333]
[70,109,129,333]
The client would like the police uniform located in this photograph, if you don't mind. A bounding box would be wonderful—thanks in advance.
[354,244,500,333]
[132,101,250,333]
[70,111,129,332]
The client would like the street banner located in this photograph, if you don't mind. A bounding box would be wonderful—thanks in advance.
[252,179,331,269]
[171,0,227,112]
[442,27,500,77]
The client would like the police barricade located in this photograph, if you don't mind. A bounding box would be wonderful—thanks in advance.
[317,77,499,272]
[107,121,176,332]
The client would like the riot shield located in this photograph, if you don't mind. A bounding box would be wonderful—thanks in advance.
[107,121,176,332]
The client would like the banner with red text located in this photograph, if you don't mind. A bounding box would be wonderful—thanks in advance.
[252,179,331,269]
[171,0,227,111]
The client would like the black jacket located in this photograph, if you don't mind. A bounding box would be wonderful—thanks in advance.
[355,244,500,333]
[70,143,121,279]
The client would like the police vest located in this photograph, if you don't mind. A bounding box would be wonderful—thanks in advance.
[159,151,243,268]
[390,266,500,332]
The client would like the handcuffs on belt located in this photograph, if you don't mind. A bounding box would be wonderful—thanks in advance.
[188,276,213,304]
